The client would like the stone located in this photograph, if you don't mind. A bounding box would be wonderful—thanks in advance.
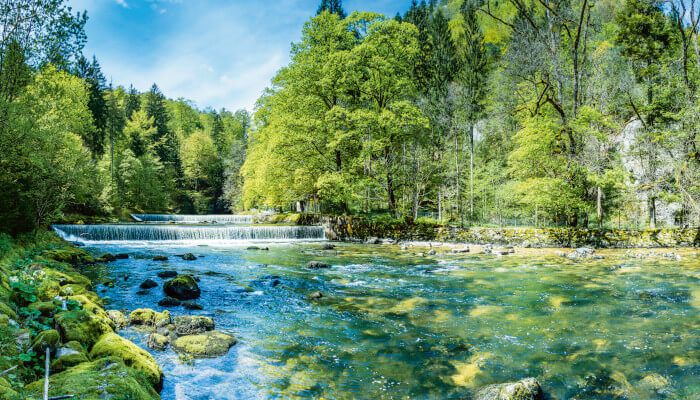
[451,247,470,253]
[153,255,169,261]
[31,329,60,354]
[306,291,323,300]
[567,247,596,259]
[181,253,197,261]
[25,357,160,400]
[246,246,269,250]
[306,261,331,269]
[154,310,171,328]
[98,253,117,262]
[89,332,163,389]
[365,237,380,244]
[28,301,56,317]
[157,270,178,279]
[158,296,181,307]
[115,253,129,259]
[173,315,214,335]
[163,274,201,300]
[147,332,170,350]
[474,377,544,400]
[54,310,112,349]
[171,330,237,358]
[140,279,158,289]
[129,308,157,326]
[320,243,336,250]
[136,290,150,296]
[107,310,128,329]
[51,342,89,373]
[182,301,203,310]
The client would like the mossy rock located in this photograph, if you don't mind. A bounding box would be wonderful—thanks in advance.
[474,377,544,400]
[36,279,60,301]
[25,356,159,400]
[28,300,57,317]
[59,283,88,297]
[154,310,171,328]
[107,310,128,329]
[67,295,114,330]
[54,309,112,349]
[171,330,237,358]
[31,329,60,354]
[129,308,156,326]
[0,300,17,320]
[0,377,18,400]
[89,333,163,389]
[163,274,200,300]
[173,315,214,335]
[50,351,89,373]
[45,269,92,289]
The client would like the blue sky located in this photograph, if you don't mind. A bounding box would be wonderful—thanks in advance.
[68,0,408,112]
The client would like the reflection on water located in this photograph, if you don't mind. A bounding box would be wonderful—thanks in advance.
[82,241,699,400]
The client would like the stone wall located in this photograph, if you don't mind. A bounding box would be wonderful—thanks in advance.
[288,214,699,248]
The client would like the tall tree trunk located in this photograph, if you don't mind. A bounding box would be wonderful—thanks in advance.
[649,196,657,228]
[596,186,603,227]
[454,135,461,225]
[469,124,474,220]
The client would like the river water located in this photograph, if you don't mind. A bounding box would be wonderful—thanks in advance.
[54,222,699,400]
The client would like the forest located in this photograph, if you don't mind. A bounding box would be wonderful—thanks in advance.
[1,0,699,235]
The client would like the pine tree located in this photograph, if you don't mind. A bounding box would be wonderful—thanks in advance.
[125,84,140,119]
[317,0,346,18]
[144,84,177,164]
[74,55,108,157]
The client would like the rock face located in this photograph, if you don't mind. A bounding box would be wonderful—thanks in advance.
[181,253,197,261]
[173,315,214,335]
[25,357,160,400]
[163,274,201,300]
[89,333,163,389]
[474,378,544,400]
[140,279,158,289]
[171,330,237,358]
[306,261,331,269]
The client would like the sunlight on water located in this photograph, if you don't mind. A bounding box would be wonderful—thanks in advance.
[78,234,699,400]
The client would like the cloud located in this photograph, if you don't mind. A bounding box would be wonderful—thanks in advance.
[115,0,128,7]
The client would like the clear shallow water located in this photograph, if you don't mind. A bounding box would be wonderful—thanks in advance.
[78,240,700,400]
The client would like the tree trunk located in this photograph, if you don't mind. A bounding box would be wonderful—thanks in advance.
[596,186,603,227]
[469,124,474,220]
[649,196,657,229]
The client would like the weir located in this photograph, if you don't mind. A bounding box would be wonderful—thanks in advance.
[131,214,254,224]
[52,224,326,242]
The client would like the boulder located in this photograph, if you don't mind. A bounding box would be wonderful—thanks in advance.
[115,253,129,259]
[50,341,88,373]
[163,274,200,300]
[140,279,158,289]
[182,301,203,310]
[306,261,331,269]
[474,377,544,400]
[147,333,170,351]
[28,301,56,317]
[157,270,178,279]
[54,309,112,349]
[89,333,163,389]
[129,308,156,326]
[154,310,171,328]
[158,296,181,307]
[25,357,160,400]
[107,310,128,329]
[173,315,214,335]
[567,247,596,259]
[320,243,336,250]
[31,329,60,354]
[153,255,169,261]
[171,330,237,358]
[98,253,117,262]
[0,377,18,400]
[0,301,18,320]
[181,253,197,261]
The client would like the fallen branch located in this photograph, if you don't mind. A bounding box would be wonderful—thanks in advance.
[48,396,74,400]
[0,365,17,376]
[44,347,50,400]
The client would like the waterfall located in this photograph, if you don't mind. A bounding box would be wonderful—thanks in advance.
[52,224,326,243]
[130,214,254,224]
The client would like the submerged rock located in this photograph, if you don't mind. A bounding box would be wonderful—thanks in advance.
[306,291,323,300]
[306,261,331,269]
[89,332,163,389]
[153,255,169,261]
[140,279,158,289]
[158,296,181,307]
[163,274,201,300]
[98,253,117,262]
[246,246,269,251]
[182,301,203,310]
[115,253,129,259]
[107,310,128,329]
[147,332,170,351]
[173,315,214,335]
[475,377,544,400]
[171,330,237,358]
[25,357,160,400]
[157,270,178,279]
[181,253,197,261]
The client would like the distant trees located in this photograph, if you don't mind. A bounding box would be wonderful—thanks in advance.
[317,0,346,18]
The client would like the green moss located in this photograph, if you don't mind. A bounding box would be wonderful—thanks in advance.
[0,377,18,400]
[31,329,60,354]
[0,301,17,320]
[129,308,156,326]
[45,269,92,290]
[50,351,89,373]
[171,330,237,358]
[89,332,163,388]
[25,356,160,400]
[54,309,112,349]
[37,279,60,301]
[59,283,88,297]
[28,300,56,317]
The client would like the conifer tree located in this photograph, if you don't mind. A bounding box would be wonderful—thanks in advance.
[317,0,346,18]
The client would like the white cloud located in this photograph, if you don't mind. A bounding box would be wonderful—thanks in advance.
[115,0,128,7]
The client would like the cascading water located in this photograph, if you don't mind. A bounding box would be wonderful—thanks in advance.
[131,214,254,224]
[52,224,326,243]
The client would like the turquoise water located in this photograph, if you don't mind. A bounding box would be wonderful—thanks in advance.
[79,239,699,400]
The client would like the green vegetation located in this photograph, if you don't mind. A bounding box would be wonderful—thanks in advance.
[1,0,698,235]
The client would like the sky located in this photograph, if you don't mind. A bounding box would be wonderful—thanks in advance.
[68,0,409,112]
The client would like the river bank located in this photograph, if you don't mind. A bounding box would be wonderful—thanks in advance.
[0,231,162,399]
[257,214,700,248]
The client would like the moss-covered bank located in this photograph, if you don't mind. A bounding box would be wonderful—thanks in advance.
[0,231,161,399]
[273,214,700,248]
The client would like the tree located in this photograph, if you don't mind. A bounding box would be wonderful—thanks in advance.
[74,55,108,157]
[118,149,169,212]
[317,0,346,18]
[144,83,178,165]
[125,84,140,119]
[123,109,157,158]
